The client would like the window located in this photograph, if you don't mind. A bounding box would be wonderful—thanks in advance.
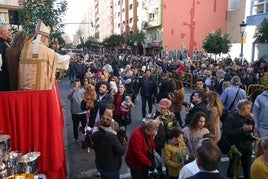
[149,13,154,21]
[129,18,133,23]
[251,0,268,15]
[118,12,120,17]
[228,0,241,11]
[118,23,120,28]
[130,4,133,10]
[0,13,6,25]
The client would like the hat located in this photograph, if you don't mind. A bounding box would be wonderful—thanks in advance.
[35,19,50,37]
[159,98,172,109]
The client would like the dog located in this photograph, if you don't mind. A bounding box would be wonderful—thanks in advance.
[83,84,97,110]
[82,126,93,149]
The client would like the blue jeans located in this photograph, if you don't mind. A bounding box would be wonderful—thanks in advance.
[141,96,153,118]
[98,168,120,179]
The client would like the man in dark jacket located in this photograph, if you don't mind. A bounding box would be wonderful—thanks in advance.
[0,25,11,91]
[88,82,114,127]
[220,99,255,179]
[157,73,170,102]
[139,70,157,121]
[185,90,208,125]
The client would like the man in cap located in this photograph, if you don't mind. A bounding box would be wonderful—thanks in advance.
[19,20,70,90]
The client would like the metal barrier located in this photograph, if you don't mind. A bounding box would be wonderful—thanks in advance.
[247,84,268,102]
[172,72,194,88]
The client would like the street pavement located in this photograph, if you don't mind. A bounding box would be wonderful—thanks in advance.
[59,78,231,179]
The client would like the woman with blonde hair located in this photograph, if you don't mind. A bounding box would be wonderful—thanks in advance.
[251,136,268,179]
[207,92,224,142]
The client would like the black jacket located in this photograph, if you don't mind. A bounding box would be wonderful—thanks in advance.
[185,102,208,125]
[91,127,126,170]
[157,78,175,102]
[0,38,9,91]
[88,93,114,127]
[222,112,255,153]
[186,172,229,179]
[139,76,157,98]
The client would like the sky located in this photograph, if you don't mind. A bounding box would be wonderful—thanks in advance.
[62,0,87,37]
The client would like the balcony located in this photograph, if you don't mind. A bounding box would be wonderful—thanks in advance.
[0,0,19,8]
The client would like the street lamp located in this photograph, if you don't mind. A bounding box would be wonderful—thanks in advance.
[239,21,247,64]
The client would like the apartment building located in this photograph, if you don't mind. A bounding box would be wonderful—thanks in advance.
[162,0,228,58]
[227,0,268,61]
[113,0,138,36]
[73,0,268,60]
[0,0,19,26]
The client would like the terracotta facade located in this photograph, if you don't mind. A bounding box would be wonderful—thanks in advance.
[162,0,228,56]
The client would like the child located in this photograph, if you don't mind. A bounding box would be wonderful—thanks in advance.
[164,127,187,179]
[120,95,134,120]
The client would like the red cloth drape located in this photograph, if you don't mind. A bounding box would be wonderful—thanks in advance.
[0,83,67,179]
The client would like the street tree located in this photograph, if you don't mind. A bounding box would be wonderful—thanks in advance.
[202,29,232,59]
[126,31,145,55]
[102,34,125,51]
[19,0,67,46]
[254,18,268,43]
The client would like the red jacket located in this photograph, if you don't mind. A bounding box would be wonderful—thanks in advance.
[125,126,155,171]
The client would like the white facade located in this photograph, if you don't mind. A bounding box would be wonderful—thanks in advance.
[113,0,121,35]
[227,0,268,61]
[97,0,113,41]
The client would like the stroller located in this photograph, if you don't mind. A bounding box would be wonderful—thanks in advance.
[82,126,93,149]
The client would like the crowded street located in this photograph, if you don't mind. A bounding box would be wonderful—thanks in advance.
[1,1,268,179]
[59,76,231,179]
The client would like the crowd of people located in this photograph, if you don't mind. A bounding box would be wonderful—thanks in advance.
[63,49,268,179]
[1,20,268,179]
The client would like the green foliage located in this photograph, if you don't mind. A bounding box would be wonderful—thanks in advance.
[76,31,145,51]
[254,18,268,43]
[126,31,145,47]
[102,34,125,49]
[202,29,232,55]
[76,38,100,50]
[18,0,67,42]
